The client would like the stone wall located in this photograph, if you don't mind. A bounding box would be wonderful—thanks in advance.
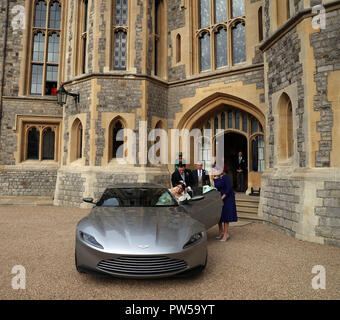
[0,166,57,197]
[310,8,340,167]
[315,180,340,247]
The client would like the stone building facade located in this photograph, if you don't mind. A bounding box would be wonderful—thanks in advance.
[0,0,339,246]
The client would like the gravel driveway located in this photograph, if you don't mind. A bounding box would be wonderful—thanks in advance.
[0,206,339,300]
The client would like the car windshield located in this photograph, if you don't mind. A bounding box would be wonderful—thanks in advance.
[96,188,178,207]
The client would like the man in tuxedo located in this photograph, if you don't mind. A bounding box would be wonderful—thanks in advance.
[192,162,211,187]
[236,151,247,192]
[171,164,193,191]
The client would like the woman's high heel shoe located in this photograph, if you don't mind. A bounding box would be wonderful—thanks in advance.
[216,233,224,240]
[219,234,230,242]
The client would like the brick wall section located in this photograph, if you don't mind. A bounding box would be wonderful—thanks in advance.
[315,181,340,247]
[0,166,58,197]
[310,9,340,167]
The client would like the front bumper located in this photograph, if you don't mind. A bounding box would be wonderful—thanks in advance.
[75,233,207,279]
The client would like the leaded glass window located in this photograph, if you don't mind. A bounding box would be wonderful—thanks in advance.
[30,1,61,96]
[200,0,210,28]
[49,2,61,29]
[115,0,128,26]
[196,0,246,73]
[235,111,240,130]
[215,0,227,24]
[113,0,128,70]
[48,33,60,63]
[221,112,226,130]
[34,1,47,28]
[215,27,228,68]
[200,32,211,71]
[228,111,233,128]
[232,0,245,18]
[232,23,246,64]
[114,31,127,70]
[42,128,55,160]
[31,64,43,95]
[242,113,248,133]
[33,32,45,62]
[27,127,40,160]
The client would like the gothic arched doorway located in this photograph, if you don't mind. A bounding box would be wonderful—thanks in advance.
[221,132,248,190]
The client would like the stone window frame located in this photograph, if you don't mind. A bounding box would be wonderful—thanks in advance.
[75,0,89,75]
[16,115,62,164]
[153,0,168,79]
[277,92,294,163]
[70,118,84,162]
[192,0,247,75]
[107,0,131,72]
[24,0,65,96]
[108,116,128,163]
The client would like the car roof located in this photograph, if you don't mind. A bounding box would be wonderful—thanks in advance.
[104,183,167,189]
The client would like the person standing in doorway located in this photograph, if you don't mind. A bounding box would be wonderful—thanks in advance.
[236,151,247,192]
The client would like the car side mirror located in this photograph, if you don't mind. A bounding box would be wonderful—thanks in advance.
[83,197,95,204]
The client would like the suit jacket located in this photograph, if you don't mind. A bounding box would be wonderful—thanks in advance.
[192,169,211,186]
[171,169,193,188]
[235,156,247,172]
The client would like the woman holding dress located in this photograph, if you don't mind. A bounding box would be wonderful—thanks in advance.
[213,170,238,242]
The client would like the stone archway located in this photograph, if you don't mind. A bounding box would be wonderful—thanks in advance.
[178,93,265,193]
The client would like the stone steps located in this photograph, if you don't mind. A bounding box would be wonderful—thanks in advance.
[235,193,261,221]
[0,197,54,206]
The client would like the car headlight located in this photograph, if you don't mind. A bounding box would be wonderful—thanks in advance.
[183,232,203,249]
[80,231,104,249]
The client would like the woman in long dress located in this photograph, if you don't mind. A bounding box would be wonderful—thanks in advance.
[213,171,238,241]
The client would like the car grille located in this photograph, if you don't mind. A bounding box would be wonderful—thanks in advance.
[97,256,188,276]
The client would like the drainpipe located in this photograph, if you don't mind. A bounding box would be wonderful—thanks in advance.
[0,0,9,135]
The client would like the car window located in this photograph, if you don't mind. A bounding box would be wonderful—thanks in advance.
[97,188,178,207]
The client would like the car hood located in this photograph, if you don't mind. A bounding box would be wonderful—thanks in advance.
[77,206,204,255]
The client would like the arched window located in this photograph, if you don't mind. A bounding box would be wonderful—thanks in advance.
[112,0,128,71]
[71,119,83,161]
[113,30,127,70]
[221,112,226,130]
[154,0,166,77]
[112,120,124,159]
[30,1,61,95]
[196,0,246,73]
[27,127,40,160]
[42,128,55,160]
[199,32,211,72]
[215,27,228,69]
[232,22,246,64]
[278,93,294,162]
[258,6,263,42]
[176,34,181,63]
[251,135,265,172]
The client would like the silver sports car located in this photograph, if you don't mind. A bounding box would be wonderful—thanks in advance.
[75,184,221,278]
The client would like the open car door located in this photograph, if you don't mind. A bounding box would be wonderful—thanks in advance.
[181,189,222,230]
